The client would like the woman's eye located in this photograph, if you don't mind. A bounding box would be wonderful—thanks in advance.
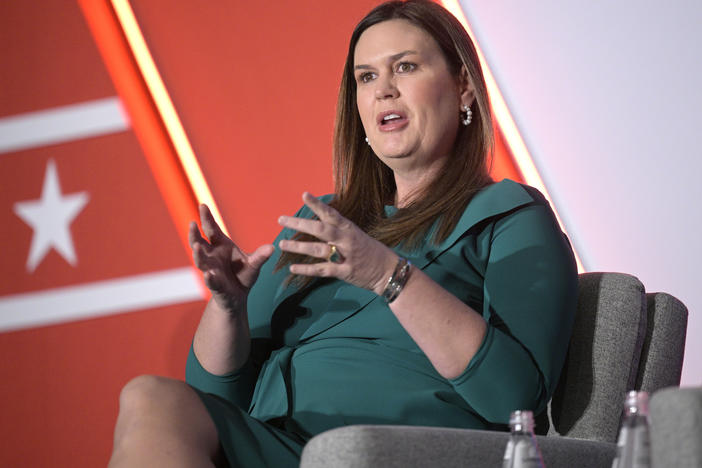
[358,72,376,83]
[396,62,416,73]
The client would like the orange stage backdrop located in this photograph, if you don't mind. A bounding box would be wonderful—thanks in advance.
[0,1,522,466]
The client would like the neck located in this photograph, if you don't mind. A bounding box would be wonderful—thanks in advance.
[393,164,442,208]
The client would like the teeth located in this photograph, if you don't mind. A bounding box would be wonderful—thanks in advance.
[383,113,401,121]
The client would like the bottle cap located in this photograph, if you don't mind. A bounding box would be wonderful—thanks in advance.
[509,410,535,433]
[624,390,649,416]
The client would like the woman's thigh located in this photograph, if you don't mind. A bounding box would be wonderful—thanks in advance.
[115,375,224,463]
[116,376,305,467]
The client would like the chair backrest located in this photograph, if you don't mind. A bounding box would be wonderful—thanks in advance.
[547,272,688,443]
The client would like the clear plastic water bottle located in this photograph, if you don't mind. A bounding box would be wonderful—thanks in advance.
[502,410,545,468]
[611,391,651,468]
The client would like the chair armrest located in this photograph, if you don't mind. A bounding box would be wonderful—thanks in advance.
[300,425,615,468]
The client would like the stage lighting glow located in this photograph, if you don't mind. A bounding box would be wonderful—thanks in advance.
[111,0,229,236]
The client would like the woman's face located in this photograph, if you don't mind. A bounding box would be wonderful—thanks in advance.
[354,19,471,175]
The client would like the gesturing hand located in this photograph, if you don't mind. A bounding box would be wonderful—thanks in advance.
[189,204,274,313]
[278,192,398,295]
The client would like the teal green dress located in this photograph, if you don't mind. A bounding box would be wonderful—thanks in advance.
[185,179,578,467]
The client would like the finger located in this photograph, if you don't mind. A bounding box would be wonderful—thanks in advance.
[191,242,214,272]
[289,262,339,278]
[189,220,208,249]
[301,192,345,227]
[248,244,275,270]
[278,216,330,240]
[199,204,225,242]
[279,239,333,260]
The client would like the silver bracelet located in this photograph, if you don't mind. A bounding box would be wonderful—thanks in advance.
[382,257,412,303]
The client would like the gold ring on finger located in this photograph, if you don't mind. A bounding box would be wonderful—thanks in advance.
[327,244,342,263]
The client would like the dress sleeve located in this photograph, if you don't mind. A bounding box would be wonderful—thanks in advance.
[448,200,578,423]
[185,342,264,408]
[184,202,316,407]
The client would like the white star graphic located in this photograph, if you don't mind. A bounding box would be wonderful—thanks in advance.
[13,158,89,272]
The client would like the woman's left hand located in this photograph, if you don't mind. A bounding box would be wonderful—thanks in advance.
[278,192,398,295]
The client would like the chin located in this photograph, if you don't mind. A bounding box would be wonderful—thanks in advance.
[379,148,410,158]
[377,152,412,167]
[376,143,416,160]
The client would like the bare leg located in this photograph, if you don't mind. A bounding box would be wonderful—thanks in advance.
[108,375,225,468]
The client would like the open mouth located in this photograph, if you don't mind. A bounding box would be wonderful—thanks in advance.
[377,111,408,130]
[381,113,403,126]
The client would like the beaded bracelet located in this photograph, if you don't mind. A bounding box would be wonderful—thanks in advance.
[382,257,412,303]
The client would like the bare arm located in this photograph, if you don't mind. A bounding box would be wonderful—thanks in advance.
[192,298,252,376]
[189,204,274,376]
[384,264,487,379]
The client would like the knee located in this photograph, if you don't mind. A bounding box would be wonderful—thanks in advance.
[118,375,180,416]
[115,375,203,440]
[113,375,219,455]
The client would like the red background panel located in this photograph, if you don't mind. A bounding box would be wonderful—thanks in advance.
[0,301,202,467]
[129,0,387,251]
[0,133,186,295]
[1,1,204,467]
[0,0,115,117]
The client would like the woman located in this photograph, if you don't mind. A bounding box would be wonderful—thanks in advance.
[109,1,577,466]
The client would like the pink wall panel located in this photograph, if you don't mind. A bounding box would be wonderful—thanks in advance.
[458,0,700,386]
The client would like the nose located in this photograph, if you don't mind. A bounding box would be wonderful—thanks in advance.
[374,74,399,100]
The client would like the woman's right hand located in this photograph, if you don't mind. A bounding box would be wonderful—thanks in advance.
[189,204,275,314]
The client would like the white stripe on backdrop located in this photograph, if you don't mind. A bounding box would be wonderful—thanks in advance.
[0,267,204,332]
[0,97,129,154]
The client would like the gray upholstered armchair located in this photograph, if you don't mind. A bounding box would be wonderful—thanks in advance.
[299,272,690,468]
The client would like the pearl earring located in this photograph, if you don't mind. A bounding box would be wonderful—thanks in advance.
[364,136,370,145]
[461,104,472,126]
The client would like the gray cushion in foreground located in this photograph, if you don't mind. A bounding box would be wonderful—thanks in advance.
[300,425,615,468]
[650,387,702,468]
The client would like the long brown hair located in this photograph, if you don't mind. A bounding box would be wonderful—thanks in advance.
[277,0,494,281]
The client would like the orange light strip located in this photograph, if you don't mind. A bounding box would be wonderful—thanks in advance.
[441,0,584,272]
[110,0,228,236]
[77,0,199,256]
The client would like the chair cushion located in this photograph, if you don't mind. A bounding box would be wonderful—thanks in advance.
[650,386,702,468]
[549,272,646,442]
[299,425,615,468]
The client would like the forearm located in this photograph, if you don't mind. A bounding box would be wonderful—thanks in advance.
[387,265,487,380]
[192,297,251,376]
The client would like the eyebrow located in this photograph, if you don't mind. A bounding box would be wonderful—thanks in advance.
[354,50,419,70]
